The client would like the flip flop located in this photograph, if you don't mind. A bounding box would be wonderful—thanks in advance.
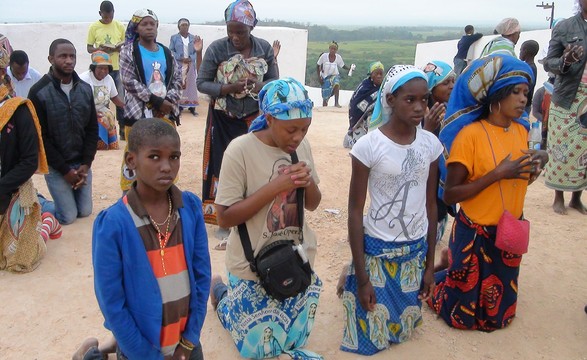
[214,238,228,251]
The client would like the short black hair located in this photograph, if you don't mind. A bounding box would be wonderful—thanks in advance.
[49,38,74,56]
[521,40,540,57]
[464,25,474,34]
[100,1,114,12]
[9,50,29,66]
[128,118,180,153]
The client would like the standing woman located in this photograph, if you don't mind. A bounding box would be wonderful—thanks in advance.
[197,0,277,243]
[170,18,203,116]
[429,55,548,331]
[542,0,587,215]
[316,41,353,107]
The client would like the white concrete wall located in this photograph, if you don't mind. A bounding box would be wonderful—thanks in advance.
[0,22,308,90]
[415,29,553,91]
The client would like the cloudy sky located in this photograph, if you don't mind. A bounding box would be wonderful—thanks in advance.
[3,0,578,28]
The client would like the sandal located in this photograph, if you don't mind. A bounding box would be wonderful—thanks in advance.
[214,237,228,251]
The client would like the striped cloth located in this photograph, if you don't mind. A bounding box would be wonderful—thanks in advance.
[124,185,191,356]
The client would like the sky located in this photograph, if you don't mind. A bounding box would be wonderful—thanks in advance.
[2,0,578,28]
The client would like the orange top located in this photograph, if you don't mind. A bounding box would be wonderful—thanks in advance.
[447,120,529,226]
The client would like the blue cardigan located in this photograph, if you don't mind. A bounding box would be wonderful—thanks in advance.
[169,33,197,65]
[93,191,211,360]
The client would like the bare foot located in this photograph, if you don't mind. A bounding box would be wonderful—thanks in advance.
[210,275,225,310]
[335,103,342,108]
[72,337,98,360]
[569,199,587,214]
[553,199,568,215]
[98,336,117,355]
[336,265,348,298]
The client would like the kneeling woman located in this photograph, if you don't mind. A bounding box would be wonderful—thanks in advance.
[428,55,548,331]
[341,65,442,355]
[211,78,323,359]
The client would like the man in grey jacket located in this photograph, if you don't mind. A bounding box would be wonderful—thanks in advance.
[29,38,98,225]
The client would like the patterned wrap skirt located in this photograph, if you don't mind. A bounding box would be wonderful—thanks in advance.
[428,210,522,331]
[340,235,427,355]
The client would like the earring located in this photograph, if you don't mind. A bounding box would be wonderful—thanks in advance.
[497,102,501,113]
[489,104,493,114]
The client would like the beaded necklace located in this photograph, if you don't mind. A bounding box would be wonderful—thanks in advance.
[149,194,173,274]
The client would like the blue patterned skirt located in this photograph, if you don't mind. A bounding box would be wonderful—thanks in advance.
[341,235,427,355]
[217,272,323,359]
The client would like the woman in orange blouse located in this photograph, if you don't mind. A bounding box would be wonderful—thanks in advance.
[428,55,548,331]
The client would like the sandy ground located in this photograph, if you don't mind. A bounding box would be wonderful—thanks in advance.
[1,100,587,360]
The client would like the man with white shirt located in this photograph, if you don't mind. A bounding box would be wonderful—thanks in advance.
[7,50,42,97]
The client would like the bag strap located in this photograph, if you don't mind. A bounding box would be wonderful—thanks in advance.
[237,151,305,273]
[479,121,506,212]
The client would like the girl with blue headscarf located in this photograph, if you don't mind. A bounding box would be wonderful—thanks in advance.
[428,55,548,331]
[340,65,443,355]
[421,60,456,244]
[211,78,324,359]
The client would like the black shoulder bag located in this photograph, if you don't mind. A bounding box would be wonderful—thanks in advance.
[237,151,312,301]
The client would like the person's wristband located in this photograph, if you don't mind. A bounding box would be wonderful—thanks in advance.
[179,337,195,351]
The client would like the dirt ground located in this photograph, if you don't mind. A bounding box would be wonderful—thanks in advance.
[1,100,586,360]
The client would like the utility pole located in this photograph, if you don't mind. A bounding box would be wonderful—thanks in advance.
[536,2,555,29]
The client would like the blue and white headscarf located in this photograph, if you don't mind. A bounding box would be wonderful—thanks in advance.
[248,78,314,132]
[422,60,455,91]
[437,54,534,200]
[368,65,427,130]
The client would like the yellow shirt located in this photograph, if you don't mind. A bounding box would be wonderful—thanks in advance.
[447,120,529,226]
[86,20,126,70]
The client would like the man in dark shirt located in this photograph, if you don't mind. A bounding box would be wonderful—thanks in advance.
[29,39,98,225]
[454,25,483,77]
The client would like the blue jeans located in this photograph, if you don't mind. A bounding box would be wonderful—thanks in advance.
[44,166,92,225]
[454,58,466,77]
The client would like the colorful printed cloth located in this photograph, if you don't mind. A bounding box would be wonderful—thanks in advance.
[125,9,158,45]
[428,210,522,331]
[249,77,313,132]
[480,36,516,58]
[216,272,323,359]
[224,0,258,27]
[97,108,119,150]
[422,60,455,91]
[0,180,46,273]
[544,82,587,191]
[320,75,339,101]
[340,235,427,355]
[214,54,268,116]
[348,77,379,130]
[179,61,199,108]
[438,55,533,203]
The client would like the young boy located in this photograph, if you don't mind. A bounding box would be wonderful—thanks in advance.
[119,9,182,192]
[82,118,210,360]
[519,39,539,114]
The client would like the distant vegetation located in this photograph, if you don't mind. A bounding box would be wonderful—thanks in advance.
[204,20,494,91]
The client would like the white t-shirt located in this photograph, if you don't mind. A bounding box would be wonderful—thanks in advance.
[216,133,320,281]
[79,70,118,112]
[317,53,345,78]
[350,127,443,242]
